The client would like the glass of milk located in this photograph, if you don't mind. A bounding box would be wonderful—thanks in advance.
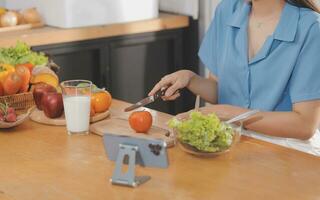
[61,80,92,135]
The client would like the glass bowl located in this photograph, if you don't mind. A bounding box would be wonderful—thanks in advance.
[175,123,242,157]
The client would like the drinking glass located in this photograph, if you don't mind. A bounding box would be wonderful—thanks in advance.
[60,80,92,135]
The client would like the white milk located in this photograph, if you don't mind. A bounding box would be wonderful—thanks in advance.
[63,96,91,134]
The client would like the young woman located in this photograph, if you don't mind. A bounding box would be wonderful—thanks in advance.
[149,0,320,141]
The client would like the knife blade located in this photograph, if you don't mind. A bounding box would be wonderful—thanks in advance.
[124,89,167,112]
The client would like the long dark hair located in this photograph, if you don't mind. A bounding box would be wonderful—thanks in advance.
[287,0,320,13]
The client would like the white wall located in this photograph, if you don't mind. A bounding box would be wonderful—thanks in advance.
[160,0,199,19]
[1,0,36,10]
[199,0,220,40]
[0,0,5,7]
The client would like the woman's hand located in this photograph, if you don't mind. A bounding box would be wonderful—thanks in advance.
[149,70,196,101]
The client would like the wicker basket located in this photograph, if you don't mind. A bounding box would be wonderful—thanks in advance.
[0,92,35,112]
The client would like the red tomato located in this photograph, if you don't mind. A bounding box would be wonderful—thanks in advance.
[129,111,153,133]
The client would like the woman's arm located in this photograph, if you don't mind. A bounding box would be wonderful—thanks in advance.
[187,73,218,104]
[149,70,218,104]
[245,101,320,140]
[177,100,320,140]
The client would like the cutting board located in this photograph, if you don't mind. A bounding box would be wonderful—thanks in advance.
[30,108,110,126]
[0,22,44,33]
[90,118,176,147]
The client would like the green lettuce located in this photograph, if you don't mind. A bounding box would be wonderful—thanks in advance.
[169,112,234,152]
[0,41,48,66]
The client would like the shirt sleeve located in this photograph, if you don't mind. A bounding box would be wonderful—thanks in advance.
[198,4,222,76]
[289,22,320,103]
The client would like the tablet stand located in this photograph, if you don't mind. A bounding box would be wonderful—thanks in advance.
[110,144,151,187]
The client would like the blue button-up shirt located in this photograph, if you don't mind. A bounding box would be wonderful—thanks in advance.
[199,0,320,111]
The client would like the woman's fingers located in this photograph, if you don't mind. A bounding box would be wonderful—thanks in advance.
[165,82,180,97]
[148,76,173,96]
[148,82,163,96]
[162,92,181,101]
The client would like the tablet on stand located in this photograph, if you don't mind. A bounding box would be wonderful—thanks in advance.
[103,133,169,187]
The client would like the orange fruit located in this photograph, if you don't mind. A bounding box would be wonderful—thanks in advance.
[3,72,23,95]
[91,91,112,113]
[16,63,34,73]
[129,111,153,133]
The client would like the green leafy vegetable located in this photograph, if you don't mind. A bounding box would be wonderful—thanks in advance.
[169,112,234,152]
[0,41,48,66]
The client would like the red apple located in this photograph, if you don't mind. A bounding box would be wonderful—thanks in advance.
[32,83,57,110]
[41,92,64,119]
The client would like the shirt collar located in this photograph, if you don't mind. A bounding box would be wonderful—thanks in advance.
[227,2,300,42]
[274,3,300,42]
[227,1,251,28]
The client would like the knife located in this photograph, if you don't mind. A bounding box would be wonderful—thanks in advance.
[124,89,169,112]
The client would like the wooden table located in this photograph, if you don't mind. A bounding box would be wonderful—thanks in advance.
[0,100,320,200]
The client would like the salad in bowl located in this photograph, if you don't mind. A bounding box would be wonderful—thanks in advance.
[169,111,240,157]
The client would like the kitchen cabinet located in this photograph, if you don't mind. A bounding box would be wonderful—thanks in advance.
[33,41,105,84]
[32,19,198,114]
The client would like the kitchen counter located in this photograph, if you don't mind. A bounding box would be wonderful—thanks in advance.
[0,13,189,48]
[1,100,320,200]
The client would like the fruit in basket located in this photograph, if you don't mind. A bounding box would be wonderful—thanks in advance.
[30,73,59,88]
[32,83,57,110]
[41,92,64,119]
[129,111,153,133]
[0,64,15,83]
[19,83,29,93]
[30,67,59,88]
[91,91,112,113]
[3,72,22,95]
[0,102,17,122]
[16,65,31,92]
[0,83,3,96]
[0,11,18,27]
[16,63,34,73]
[32,66,57,77]
[5,112,17,122]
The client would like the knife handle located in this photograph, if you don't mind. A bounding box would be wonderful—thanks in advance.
[154,88,180,99]
[154,88,167,99]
